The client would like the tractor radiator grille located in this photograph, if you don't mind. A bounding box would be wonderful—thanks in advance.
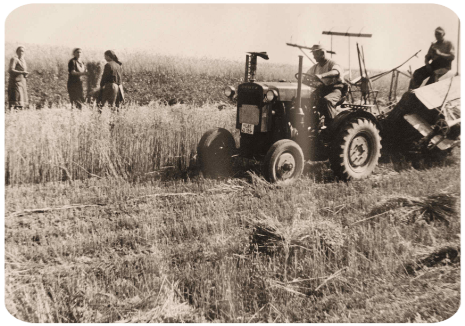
[239,105,260,125]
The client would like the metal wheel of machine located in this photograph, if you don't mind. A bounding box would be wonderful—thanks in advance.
[197,128,236,178]
[263,139,304,184]
[330,118,381,180]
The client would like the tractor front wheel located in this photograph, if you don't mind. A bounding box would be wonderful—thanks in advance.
[330,118,381,180]
[263,139,304,184]
[197,128,236,178]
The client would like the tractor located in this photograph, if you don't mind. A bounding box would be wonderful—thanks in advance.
[197,52,382,183]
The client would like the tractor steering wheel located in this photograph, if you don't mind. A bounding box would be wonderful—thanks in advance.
[295,72,324,88]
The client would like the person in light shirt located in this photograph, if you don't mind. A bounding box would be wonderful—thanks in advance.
[409,27,455,90]
[303,44,346,126]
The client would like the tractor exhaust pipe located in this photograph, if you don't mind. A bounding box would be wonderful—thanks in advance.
[296,55,303,110]
[244,55,249,82]
[245,52,269,82]
[295,56,305,130]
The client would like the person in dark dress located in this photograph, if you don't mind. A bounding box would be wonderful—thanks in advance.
[67,48,87,109]
[8,46,29,110]
[99,50,124,110]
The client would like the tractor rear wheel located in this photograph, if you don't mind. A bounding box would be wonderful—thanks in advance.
[263,139,304,184]
[197,128,236,178]
[330,118,381,180]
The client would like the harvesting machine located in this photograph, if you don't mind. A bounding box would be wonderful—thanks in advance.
[382,76,461,158]
[197,49,461,184]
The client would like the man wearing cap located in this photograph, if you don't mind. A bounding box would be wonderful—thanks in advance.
[409,27,455,90]
[304,44,346,126]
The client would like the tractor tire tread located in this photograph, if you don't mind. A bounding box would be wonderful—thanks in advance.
[330,118,381,181]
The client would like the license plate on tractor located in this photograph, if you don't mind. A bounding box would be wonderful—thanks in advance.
[241,123,254,135]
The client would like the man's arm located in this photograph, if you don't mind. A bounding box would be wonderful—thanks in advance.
[434,42,455,61]
[315,63,343,82]
[9,58,28,75]
[425,44,433,65]
[68,60,86,77]
[317,69,340,79]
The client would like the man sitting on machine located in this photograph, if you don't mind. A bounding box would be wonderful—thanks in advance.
[302,44,347,127]
[409,27,455,90]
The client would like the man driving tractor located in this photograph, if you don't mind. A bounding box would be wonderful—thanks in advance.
[303,44,346,127]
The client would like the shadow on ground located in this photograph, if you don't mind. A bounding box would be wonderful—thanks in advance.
[124,145,459,185]
[379,147,459,173]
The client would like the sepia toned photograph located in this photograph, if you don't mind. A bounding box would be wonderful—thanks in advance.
[3,2,461,323]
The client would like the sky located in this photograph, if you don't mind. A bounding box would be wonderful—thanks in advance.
[3,2,462,74]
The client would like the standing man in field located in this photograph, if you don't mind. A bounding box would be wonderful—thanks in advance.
[303,44,346,127]
[409,27,455,90]
[68,48,88,109]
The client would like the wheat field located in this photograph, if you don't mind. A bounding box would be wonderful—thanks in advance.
[4,44,460,323]
[5,102,236,185]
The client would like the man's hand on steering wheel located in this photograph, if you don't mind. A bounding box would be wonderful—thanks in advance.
[295,72,324,87]
[314,74,324,83]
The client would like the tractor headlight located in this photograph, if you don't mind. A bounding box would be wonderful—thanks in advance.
[266,90,278,102]
[224,86,235,98]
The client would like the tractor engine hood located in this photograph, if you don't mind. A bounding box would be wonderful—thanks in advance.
[255,82,314,102]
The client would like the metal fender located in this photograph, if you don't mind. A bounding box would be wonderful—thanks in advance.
[329,109,380,136]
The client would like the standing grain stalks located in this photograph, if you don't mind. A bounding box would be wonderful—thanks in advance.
[86,61,104,106]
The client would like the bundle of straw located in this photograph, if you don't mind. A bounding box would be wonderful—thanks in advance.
[247,211,344,255]
[367,192,458,226]
[404,244,460,275]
